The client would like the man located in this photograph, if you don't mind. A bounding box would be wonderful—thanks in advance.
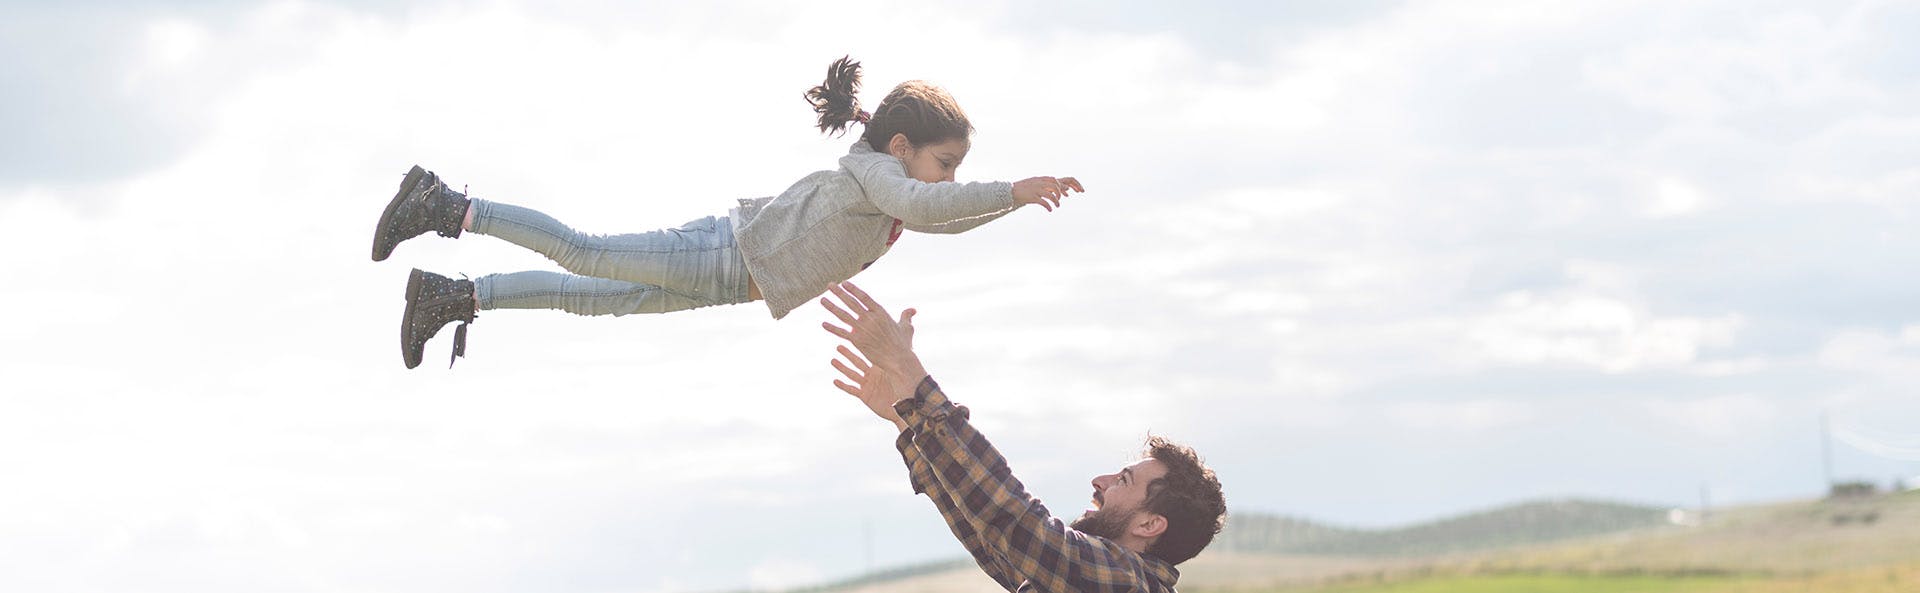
[820,281,1227,593]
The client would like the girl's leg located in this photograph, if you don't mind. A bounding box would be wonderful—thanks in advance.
[467,200,741,300]
[476,271,735,316]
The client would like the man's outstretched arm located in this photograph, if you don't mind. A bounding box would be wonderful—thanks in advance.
[893,377,1147,593]
[821,282,1153,593]
[820,285,1019,590]
[893,429,1022,590]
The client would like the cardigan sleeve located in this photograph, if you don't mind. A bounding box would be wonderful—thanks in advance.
[847,156,1016,226]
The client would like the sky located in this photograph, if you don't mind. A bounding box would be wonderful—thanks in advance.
[3,0,1919,591]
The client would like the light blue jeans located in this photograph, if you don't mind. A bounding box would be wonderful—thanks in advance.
[468,199,752,316]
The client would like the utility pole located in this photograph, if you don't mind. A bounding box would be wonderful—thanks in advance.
[1821,411,1834,495]
[1699,482,1710,524]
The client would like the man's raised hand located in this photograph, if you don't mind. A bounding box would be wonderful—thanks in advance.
[821,281,929,430]
[828,344,908,431]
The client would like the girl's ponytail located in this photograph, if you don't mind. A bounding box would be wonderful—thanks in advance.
[805,55,864,137]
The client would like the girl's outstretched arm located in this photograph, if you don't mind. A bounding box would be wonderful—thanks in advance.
[902,177,1084,233]
[902,206,1018,234]
[851,157,1014,225]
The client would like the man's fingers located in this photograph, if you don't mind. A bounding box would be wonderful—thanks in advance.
[1062,177,1084,193]
[828,283,871,316]
[832,357,863,384]
[832,379,860,397]
[821,321,853,341]
[820,296,858,325]
[836,345,870,373]
[839,281,888,317]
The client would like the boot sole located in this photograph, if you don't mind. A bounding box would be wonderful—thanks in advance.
[401,268,427,369]
[372,166,430,262]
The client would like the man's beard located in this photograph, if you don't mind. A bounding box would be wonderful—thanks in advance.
[1070,506,1131,541]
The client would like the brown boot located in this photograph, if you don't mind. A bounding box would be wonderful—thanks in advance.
[371,166,470,262]
[401,268,477,369]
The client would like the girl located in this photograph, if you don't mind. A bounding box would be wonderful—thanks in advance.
[371,56,1083,368]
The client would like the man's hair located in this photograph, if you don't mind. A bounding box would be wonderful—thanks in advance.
[1140,435,1226,565]
[805,55,974,150]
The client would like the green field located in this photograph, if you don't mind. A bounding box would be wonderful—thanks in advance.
[1230,562,1920,593]
[800,493,1920,593]
[1285,573,1741,593]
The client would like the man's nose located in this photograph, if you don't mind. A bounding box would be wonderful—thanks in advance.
[1091,474,1112,489]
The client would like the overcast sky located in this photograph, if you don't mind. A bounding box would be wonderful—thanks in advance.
[4,1,1919,592]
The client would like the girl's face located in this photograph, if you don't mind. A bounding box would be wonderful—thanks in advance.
[889,134,970,184]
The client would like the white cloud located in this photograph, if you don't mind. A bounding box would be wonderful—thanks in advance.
[1579,7,1884,122]
[140,18,208,71]
[1643,177,1713,218]
[1644,394,1780,440]
[1462,288,1743,373]
[1386,399,1534,432]
[6,0,1920,590]
[1818,327,1920,377]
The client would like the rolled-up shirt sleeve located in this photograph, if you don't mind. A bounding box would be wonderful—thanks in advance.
[895,426,1019,590]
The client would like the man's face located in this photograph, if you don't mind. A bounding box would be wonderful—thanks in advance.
[1071,458,1168,540]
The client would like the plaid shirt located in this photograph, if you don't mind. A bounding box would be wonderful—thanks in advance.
[892,376,1181,593]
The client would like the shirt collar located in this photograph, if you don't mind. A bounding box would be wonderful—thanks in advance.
[1141,552,1181,586]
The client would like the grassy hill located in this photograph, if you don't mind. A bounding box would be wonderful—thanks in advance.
[757,491,1920,593]
[1471,490,1920,576]
[1221,498,1671,557]
[1237,490,1920,593]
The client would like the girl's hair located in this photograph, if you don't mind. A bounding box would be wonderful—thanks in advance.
[805,55,973,151]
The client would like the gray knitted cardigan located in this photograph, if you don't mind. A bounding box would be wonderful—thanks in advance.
[731,141,1018,319]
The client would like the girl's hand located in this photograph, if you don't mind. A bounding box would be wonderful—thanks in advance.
[1012,176,1085,212]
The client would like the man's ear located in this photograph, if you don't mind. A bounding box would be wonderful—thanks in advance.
[887,133,914,159]
[1131,513,1168,540]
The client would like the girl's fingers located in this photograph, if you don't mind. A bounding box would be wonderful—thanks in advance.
[1062,177,1084,193]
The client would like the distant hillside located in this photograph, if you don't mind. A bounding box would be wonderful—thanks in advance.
[1219,498,1671,556]
[747,497,1674,593]
[1483,491,1920,575]
[1216,513,1366,552]
[763,494,1920,593]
